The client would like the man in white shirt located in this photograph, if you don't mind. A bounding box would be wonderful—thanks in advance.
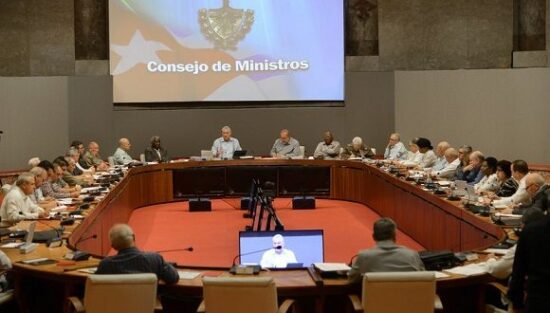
[432,141,451,171]
[490,160,530,208]
[383,133,408,161]
[260,234,297,268]
[0,173,47,224]
[433,148,460,179]
[211,126,242,159]
[113,138,135,165]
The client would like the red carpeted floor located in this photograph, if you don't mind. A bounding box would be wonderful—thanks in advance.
[127,198,424,268]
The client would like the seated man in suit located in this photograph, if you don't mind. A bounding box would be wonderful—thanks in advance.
[270,129,300,159]
[144,136,169,163]
[113,138,135,165]
[348,218,424,283]
[96,224,179,284]
[340,137,374,160]
[510,173,549,215]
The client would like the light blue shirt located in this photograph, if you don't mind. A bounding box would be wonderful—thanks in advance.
[384,141,408,160]
[432,156,448,171]
[113,147,133,165]
[211,137,242,159]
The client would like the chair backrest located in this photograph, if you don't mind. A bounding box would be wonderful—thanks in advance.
[299,146,305,157]
[107,156,115,166]
[83,274,158,313]
[362,272,436,313]
[202,276,278,313]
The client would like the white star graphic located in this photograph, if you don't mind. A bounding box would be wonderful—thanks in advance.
[111,30,171,75]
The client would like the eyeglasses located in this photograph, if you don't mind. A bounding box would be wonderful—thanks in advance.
[526,183,539,190]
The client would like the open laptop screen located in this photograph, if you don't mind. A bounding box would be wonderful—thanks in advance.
[239,230,324,269]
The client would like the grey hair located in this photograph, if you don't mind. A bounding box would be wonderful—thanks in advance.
[221,126,231,132]
[28,157,41,168]
[29,167,46,177]
[16,172,35,187]
[66,147,79,158]
[352,137,363,145]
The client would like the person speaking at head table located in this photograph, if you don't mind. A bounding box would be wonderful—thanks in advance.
[211,126,242,160]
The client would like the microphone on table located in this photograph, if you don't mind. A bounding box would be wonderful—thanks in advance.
[65,234,97,261]
[156,246,194,253]
[229,246,281,275]
[348,254,359,267]
[156,247,194,267]
[36,220,65,247]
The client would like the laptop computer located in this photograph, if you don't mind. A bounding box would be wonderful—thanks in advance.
[453,180,468,196]
[232,150,247,159]
[200,150,213,161]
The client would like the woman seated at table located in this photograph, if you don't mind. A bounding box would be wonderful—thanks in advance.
[485,160,518,199]
[474,157,500,193]
[398,138,422,167]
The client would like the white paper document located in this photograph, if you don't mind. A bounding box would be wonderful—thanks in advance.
[444,263,488,276]
[178,271,201,280]
[313,263,351,272]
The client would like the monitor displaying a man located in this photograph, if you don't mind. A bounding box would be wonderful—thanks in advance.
[260,234,297,268]
[239,230,324,269]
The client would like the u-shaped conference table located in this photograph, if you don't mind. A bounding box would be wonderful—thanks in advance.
[7,159,510,313]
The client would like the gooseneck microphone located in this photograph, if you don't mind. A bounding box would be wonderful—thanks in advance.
[156,246,194,253]
[66,234,97,261]
[348,254,359,266]
[231,245,281,267]
[36,220,64,247]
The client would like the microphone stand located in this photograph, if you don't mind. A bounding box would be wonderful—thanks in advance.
[66,234,97,261]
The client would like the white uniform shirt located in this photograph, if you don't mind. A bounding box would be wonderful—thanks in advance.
[434,158,461,179]
[0,186,44,223]
[260,249,297,268]
[493,175,530,207]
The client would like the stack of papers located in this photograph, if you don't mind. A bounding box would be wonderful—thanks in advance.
[313,263,351,272]
[57,198,74,205]
[444,263,488,276]
[483,248,512,255]
[80,187,101,194]
[178,271,201,280]
[50,206,68,213]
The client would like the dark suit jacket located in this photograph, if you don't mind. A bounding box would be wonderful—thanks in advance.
[508,215,550,312]
[144,147,169,162]
[514,185,550,215]
[96,247,179,284]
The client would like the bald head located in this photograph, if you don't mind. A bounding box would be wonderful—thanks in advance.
[444,148,458,163]
[109,224,136,251]
[469,151,485,167]
[436,141,451,157]
[118,138,131,151]
[525,173,546,197]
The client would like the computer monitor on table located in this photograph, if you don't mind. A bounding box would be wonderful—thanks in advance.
[238,230,324,269]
